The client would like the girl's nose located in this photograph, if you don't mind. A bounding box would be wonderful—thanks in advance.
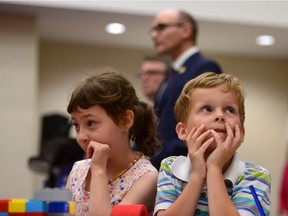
[77,129,89,144]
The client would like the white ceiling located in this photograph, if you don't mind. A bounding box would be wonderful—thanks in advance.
[1,1,288,59]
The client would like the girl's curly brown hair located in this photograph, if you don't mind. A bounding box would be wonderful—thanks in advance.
[67,67,159,157]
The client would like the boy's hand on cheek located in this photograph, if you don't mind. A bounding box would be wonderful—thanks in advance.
[207,123,242,170]
[186,125,214,177]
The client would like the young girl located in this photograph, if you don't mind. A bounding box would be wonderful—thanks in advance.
[66,68,159,216]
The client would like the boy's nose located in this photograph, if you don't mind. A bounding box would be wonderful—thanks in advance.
[215,110,225,122]
[215,116,224,122]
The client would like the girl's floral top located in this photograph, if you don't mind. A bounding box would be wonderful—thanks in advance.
[66,154,157,216]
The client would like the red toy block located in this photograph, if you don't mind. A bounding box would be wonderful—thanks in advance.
[0,200,10,212]
[110,205,148,216]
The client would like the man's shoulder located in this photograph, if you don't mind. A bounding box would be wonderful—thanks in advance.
[182,52,221,72]
[188,52,220,66]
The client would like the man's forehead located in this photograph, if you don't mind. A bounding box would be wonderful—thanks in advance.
[154,10,179,22]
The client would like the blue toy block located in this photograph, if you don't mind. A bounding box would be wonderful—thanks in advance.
[26,200,48,213]
[0,213,8,216]
[48,202,69,213]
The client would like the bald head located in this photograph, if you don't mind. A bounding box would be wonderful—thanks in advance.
[150,9,198,60]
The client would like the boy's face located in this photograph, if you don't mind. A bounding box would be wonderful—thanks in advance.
[178,85,244,154]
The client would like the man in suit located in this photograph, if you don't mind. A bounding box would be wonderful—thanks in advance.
[139,55,173,106]
[149,9,223,169]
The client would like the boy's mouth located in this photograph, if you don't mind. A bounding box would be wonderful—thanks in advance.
[213,128,226,133]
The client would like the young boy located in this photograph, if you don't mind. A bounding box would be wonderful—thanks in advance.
[153,72,271,216]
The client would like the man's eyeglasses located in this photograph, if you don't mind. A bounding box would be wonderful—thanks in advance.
[149,23,183,34]
[138,70,165,78]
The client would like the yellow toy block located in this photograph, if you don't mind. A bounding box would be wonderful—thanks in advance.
[8,199,28,213]
[68,201,75,214]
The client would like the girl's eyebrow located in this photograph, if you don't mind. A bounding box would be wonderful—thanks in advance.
[82,113,97,118]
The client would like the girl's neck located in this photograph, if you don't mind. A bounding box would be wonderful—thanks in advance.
[85,150,139,192]
[106,150,140,182]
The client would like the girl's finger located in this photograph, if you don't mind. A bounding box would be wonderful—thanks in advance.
[87,143,94,159]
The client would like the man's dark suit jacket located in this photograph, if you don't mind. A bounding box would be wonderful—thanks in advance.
[151,52,222,170]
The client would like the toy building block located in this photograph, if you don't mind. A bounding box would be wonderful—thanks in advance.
[0,188,75,215]
[110,204,148,216]
[68,201,75,214]
[8,199,28,213]
[48,201,69,213]
[0,200,10,212]
[9,213,47,216]
[0,199,48,215]
[34,188,72,202]
[48,201,75,215]
[26,200,48,213]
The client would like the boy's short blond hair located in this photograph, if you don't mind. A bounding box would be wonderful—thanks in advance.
[174,72,245,126]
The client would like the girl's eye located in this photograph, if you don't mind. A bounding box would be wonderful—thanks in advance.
[72,123,79,130]
[226,107,235,113]
[202,106,212,113]
[87,120,96,126]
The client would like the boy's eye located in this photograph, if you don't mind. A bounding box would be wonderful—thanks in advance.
[202,106,212,113]
[226,107,235,113]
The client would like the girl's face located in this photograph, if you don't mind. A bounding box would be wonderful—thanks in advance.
[70,105,126,153]
[182,85,244,152]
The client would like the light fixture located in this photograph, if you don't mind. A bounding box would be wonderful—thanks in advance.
[255,35,275,46]
[105,23,126,35]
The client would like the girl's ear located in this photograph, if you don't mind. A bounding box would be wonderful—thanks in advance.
[175,122,188,141]
[122,110,134,129]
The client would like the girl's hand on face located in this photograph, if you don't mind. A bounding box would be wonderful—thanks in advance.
[207,123,242,169]
[87,141,111,170]
[186,125,214,178]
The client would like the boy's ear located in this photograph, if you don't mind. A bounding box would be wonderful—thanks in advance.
[175,122,187,141]
[122,110,134,129]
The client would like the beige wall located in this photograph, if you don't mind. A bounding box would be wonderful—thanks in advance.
[1,15,288,215]
[0,14,39,198]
